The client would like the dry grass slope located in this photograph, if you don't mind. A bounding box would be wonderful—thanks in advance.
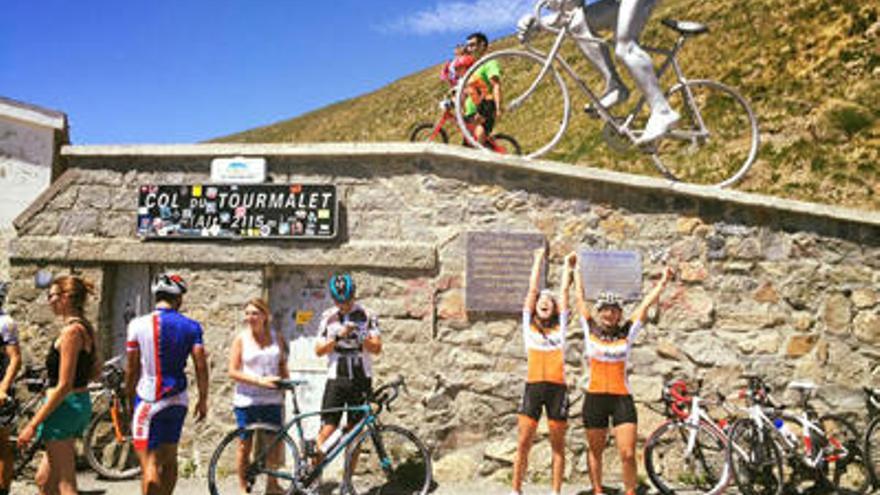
[216,0,879,211]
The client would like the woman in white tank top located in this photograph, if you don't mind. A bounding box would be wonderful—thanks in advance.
[227,298,288,495]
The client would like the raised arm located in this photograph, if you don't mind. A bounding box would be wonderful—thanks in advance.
[559,252,576,313]
[571,251,589,320]
[523,247,545,312]
[630,266,674,325]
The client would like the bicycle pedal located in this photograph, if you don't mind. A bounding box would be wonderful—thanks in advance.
[583,105,601,119]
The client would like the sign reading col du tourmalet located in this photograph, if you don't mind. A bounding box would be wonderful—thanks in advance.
[137,184,337,240]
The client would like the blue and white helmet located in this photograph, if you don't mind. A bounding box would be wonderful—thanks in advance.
[328,273,356,303]
[151,273,188,296]
[595,291,623,310]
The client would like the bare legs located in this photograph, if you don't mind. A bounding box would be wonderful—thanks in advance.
[35,439,78,495]
[511,415,568,494]
[585,422,638,495]
[137,443,179,495]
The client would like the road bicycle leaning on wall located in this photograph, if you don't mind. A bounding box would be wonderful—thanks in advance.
[454,0,759,187]
[726,375,868,495]
[643,379,735,495]
[862,386,880,490]
[82,356,139,480]
[208,376,431,495]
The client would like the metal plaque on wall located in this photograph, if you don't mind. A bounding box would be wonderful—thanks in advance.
[465,231,547,313]
[136,184,337,240]
[579,250,643,301]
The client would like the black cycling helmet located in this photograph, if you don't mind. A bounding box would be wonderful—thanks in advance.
[328,273,356,303]
[151,272,188,296]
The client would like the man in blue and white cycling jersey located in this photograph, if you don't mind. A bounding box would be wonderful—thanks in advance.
[126,273,209,495]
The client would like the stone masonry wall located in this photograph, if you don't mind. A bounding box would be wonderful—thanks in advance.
[6,146,880,483]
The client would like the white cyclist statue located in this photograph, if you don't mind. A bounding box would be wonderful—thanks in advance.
[522,0,680,144]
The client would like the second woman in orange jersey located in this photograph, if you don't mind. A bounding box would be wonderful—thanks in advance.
[572,252,673,495]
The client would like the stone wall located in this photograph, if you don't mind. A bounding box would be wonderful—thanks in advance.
[6,144,880,483]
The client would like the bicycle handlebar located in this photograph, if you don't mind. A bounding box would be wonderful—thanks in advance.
[371,376,407,412]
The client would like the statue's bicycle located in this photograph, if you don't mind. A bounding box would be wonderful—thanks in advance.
[453,0,759,187]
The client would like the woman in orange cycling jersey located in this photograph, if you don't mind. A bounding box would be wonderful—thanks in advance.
[510,248,574,495]
[572,252,673,495]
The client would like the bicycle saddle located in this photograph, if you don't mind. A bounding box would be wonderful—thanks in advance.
[787,380,818,391]
[661,19,709,36]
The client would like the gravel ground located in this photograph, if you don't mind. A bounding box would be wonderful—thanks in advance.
[11,471,628,495]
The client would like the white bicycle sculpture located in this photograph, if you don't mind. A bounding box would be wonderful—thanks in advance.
[454,0,760,187]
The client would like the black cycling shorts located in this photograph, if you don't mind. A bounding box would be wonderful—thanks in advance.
[465,99,496,136]
[582,392,637,429]
[519,382,569,422]
[321,378,372,427]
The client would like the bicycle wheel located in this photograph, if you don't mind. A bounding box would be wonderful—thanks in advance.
[83,406,140,479]
[491,133,522,155]
[454,49,570,159]
[727,418,784,495]
[344,424,432,495]
[208,423,301,495]
[818,414,869,495]
[651,79,759,187]
[644,419,729,495]
[866,417,880,490]
[409,123,448,143]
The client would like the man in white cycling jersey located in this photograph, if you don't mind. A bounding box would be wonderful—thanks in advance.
[526,0,679,144]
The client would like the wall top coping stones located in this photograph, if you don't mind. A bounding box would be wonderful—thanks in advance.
[58,143,880,229]
[0,96,67,130]
[8,236,437,270]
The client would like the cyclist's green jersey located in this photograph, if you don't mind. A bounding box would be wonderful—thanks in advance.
[464,59,501,116]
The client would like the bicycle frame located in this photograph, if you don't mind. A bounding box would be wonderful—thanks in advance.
[519,18,706,143]
[743,404,846,470]
[245,387,381,488]
[426,97,514,153]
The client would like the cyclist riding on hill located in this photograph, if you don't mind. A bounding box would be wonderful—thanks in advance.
[462,32,503,146]
[441,44,475,87]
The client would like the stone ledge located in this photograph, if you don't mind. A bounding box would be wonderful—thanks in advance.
[59,143,880,229]
[12,169,80,232]
[8,237,437,270]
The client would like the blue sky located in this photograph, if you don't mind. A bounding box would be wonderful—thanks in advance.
[1,0,531,144]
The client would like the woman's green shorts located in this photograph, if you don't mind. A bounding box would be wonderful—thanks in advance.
[37,391,92,441]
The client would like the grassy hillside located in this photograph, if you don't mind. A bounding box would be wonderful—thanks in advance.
[216,0,879,211]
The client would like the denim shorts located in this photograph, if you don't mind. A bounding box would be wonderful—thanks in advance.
[234,404,283,439]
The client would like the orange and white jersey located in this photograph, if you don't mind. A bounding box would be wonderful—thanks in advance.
[581,317,643,395]
[522,310,569,385]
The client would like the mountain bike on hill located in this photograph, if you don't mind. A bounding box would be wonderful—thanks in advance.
[208,376,431,495]
[454,0,759,187]
[409,92,522,155]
